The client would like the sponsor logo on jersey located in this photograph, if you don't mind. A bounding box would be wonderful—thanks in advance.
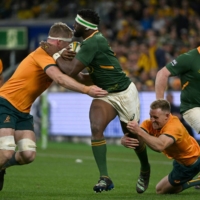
[4,115,10,123]
[174,180,180,184]
[107,84,118,92]
[171,59,177,66]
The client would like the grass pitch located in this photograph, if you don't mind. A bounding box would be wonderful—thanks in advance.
[0,141,199,200]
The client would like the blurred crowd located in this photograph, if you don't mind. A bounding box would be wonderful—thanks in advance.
[1,0,200,91]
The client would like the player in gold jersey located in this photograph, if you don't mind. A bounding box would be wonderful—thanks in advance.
[0,22,107,191]
[121,99,200,194]
[0,59,3,87]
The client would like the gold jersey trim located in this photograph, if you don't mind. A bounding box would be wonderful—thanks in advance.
[100,65,114,69]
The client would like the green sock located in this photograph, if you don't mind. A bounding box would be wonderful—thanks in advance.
[134,144,150,171]
[2,152,20,169]
[91,139,108,177]
[182,177,200,191]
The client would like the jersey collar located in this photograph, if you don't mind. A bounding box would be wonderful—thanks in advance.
[83,30,99,41]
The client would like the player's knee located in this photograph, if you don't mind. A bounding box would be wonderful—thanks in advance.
[0,135,16,151]
[0,151,14,165]
[19,151,36,163]
[156,185,163,194]
[17,138,36,152]
[156,183,169,194]
[91,123,103,137]
[17,139,36,163]
[0,136,15,163]
[0,135,16,162]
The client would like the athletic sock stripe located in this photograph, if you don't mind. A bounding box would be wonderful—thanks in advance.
[188,178,200,183]
[91,140,106,146]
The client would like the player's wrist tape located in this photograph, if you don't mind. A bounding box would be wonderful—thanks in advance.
[83,85,90,94]
[58,48,66,55]
[53,53,60,61]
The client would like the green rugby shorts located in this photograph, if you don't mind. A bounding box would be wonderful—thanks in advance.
[0,97,34,131]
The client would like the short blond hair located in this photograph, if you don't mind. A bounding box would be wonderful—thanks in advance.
[48,22,73,38]
[150,99,171,112]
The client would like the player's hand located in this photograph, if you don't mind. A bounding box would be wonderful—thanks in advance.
[127,120,140,134]
[121,134,139,149]
[61,48,76,61]
[40,41,60,56]
[87,85,108,98]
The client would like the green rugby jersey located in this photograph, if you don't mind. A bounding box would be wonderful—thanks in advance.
[166,47,200,114]
[75,31,131,92]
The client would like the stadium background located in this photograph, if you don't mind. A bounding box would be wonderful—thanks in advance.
[1,0,200,144]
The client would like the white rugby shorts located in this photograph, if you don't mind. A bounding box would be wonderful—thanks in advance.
[183,107,200,133]
[95,82,140,123]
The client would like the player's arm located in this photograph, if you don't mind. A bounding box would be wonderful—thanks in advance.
[55,56,92,85]
[55,58,94,85]
[40,41,86,80]
[155,67,171,99]
[127,120,174,152]
[76,72,94,85]
[45,66,107,97]
[56,56,85,77]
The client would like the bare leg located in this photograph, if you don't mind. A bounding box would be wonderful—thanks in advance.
[90,99,117,192]
[0,128,15,168]
[156,175,182,194]
[14,130,36,165]
[90,99,117,175]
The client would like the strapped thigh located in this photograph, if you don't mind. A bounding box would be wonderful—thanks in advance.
[0,135,16,150]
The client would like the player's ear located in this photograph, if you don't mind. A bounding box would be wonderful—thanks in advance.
[166,113,170,118]
[56,40,60,46]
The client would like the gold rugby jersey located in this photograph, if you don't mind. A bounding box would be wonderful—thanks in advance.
[141,114,200,166]
[0,47,56,113]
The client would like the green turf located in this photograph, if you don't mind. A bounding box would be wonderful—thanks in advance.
[0,141,199,200]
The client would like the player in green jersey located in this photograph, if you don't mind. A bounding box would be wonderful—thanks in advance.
[156,47,200,133]
[155,47,200,189]
[41,9,150,194]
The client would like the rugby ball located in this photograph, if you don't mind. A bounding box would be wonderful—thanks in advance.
[69,41,81,53]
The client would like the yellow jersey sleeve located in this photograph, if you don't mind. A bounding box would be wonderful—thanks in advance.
[0,47,56,113]
[0,59,3,74]
[32,47,57,71]
[141,115,200,166]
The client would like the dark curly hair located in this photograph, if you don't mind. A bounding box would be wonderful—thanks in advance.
[77,9,100,25]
